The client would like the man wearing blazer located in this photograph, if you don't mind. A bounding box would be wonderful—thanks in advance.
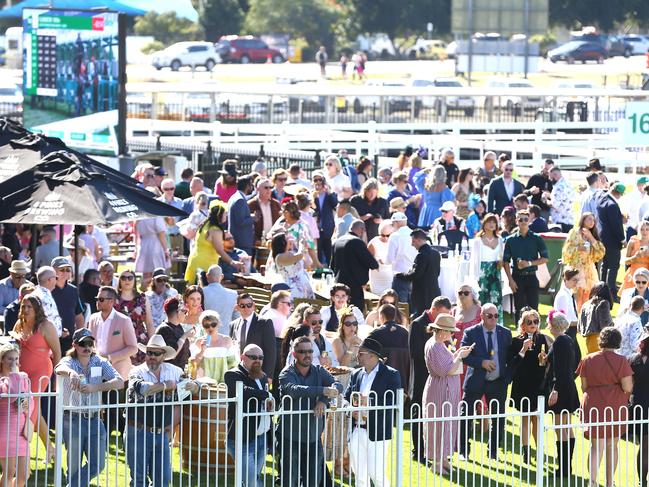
[344,337,401,487]
[87,286,138,382]
[312,173,338,265]
[230,293,276,379]
[247,178,281,245]
[228,176,255,256]
[459,303,514,460]
[487,161,525,215]
[224,345,272,487]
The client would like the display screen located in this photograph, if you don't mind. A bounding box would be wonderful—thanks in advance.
[22,8,125,155]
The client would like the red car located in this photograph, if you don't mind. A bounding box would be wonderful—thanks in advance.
[217,35,284,64]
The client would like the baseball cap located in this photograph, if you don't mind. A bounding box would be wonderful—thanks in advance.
[638,176,649,185]
[73,328,95,344]
[391,212,408,223]
[51,256,72,269]
[440,201,457,212]
[612,183,626,195]
[153,167,168,176]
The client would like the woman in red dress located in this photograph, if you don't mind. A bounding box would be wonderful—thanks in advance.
[577,327,633,487]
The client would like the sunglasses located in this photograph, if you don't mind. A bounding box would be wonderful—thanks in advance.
[295,349,314,355]
[483,313,498,319]
[326,163,334,166]
[280,301,293,306]
[58,268,72,273]
[155,278,168,283]
[163,187,174,191]
[202,322,218,329]
[310,320,323,325]
[245,354,264,361]
[276,177,287,182]
[260,186,272,190]
[146,350,164,357]
[458,290,471,296]
[636,280,648,285]
[380,234,391,238]
[504,168,513,172]
[77,341,94,348]
[96,297,113,303]
[224,236,235,241]
[517,217,529,222]
[441,209,451,213]
[525,319,540,325]
[343,321,358,327]
[120,275,135,281]
[238,302,254,308]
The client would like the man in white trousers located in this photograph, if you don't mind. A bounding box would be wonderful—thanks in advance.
[344,337,401,487]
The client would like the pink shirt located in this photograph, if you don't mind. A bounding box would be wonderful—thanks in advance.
[215,182,237,203]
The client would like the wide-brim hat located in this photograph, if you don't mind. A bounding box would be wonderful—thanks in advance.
[8,260,28,274]
[359,337,384,358]
[429,313,460,333]
[440,200,457,212]
[219,161,240,177]
[137,334,176,359]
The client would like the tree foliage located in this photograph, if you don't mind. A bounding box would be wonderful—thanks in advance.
[133,12,204,47]
[199,0,246,41]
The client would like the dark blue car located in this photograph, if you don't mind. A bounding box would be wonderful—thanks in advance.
[548,41,607,64]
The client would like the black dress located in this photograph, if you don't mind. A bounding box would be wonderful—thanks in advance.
[546,334,580,413]
[629,353,649,435]
[509,333,551,412]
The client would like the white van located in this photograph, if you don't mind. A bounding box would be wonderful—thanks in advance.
[484,77,543,114]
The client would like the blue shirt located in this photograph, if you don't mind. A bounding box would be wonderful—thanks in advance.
[0,277,18,315]
[157,195,184,234]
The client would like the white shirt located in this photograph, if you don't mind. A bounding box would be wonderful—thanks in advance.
[553,284,578,324]
[616,311,644,359]
[33,285,62,336]
[621,188,647,231]
[259,307,287,338]
[128,361,183,395]
[320,305,366,328]
[239,316,251,343]
[386,226,417,273]
[96,308,116,356]
[326,173,351,199]
[360,361,380,395]
[503,178,515,200]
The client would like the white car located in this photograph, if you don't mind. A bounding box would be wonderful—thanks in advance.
[621,35,649,55]
[344,80,421,115]
[0,81,22,116]
[484,77,543,114]
[152,42,221,71]
[411,78,475,116]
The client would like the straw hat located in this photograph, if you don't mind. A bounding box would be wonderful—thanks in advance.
[429,313,460,333]
[8,260,28,274]
[137,334,175,359]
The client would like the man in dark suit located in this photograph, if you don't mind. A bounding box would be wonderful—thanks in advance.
[524,158,554,219]
[312,173,338,266]
[368,304,410,391]
[528,204,549,233]
[344,337,401,487]
[487,161,525,215]
[247,178,281,245]
[459,303,517,460]
[230,293,277,379]
[228,176,255,256]
[330,219,378,312]
[597,182,626,297]
[408,295,452,462]
[224,345,272,487]
[395,229,441,316]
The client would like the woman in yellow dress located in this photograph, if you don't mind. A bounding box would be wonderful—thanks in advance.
[561,212,605,311]
[184,202,244,283]
[619,220,649,295]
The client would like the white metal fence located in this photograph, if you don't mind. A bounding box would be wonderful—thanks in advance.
[0,378,647,486]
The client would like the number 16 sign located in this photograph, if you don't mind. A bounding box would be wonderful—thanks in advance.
[623,102,649,147]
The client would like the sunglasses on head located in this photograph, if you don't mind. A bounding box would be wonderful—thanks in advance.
[343,321,358,327]
[483,313,498,319]
[245,354,264,361]
[120,275,135,281]
[458,290,471,296]
[202,321,218,329]
[238,302,254,308]
[146,350,164,357]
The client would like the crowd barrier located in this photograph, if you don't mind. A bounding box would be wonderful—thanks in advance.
[0,378,646,486]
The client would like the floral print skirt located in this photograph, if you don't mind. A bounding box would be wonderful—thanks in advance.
[478,261,503,321]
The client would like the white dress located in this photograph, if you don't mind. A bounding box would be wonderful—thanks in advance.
[326,173,351,199]
[368,236,393,294]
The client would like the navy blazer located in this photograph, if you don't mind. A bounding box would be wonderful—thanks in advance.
[487,177,524,215]
[228,191,254,251]
[596,192,625,249]
[460,323,513,393]
[344,362,401,441]
[313,191,338,238]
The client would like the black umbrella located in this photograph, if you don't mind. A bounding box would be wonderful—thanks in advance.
[0,118,29,147]
[0,152,188,226]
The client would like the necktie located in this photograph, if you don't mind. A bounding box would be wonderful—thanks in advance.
[571,294,578,316]
[240,318,248,351]
[487,331,494,358]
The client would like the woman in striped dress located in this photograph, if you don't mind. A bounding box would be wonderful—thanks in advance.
[422,314,473,474]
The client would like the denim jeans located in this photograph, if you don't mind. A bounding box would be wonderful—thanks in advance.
[391,275,411,306]
[63,413,107,487]
[226,436,267,487]
[124,425,171,487]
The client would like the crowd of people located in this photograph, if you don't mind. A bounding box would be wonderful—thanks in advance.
[0,148,648,486]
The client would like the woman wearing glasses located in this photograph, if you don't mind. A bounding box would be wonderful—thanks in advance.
[115,270,153,366]
[619,267,649,326]
[508,308,552,463]
[190,310,237,382]
[332,308,362,368]
[561,212,606,310]
[619,220,649,295]
[367,220,394,294]
[323,155,352,200]
[451,282,481,350]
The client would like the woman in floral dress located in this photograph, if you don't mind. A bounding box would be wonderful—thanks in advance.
[469,213,504,320]
[451,168,475,219]
[270,232,314,299]
[115,270,154,366]
[561,212,606,310]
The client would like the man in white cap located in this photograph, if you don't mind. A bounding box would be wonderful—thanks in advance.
[386,212,417,304]
[51,256,85,353]
[0,260,28,315]
[32,265,64,337]
[125,334,199,487]
[432,200,468,252]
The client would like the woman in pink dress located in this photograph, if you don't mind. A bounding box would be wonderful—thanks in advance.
[0,343,33,487]
[12,295,61,464]
[422,314,473,474]
[134,216,169,289]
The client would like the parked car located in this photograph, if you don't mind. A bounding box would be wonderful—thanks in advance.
[548,41,607,64]
[621,35,649,55]
[217,35,284,64]
[484,77,543,114]
[607,35,633,57]
[151,42,221,71]
[356,33,397,60]
[410,78,475,116]
[446,41,458,59]
[404,39,447,60]
[343,80,421,116]
[0,81,22,116]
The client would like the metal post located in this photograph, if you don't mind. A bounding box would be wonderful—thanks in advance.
[467,0,474,86]
[395,389,405,487]
[535,395,545,487]
[53,386,64,487]
[234,381,244,487]
[523,0,530,78]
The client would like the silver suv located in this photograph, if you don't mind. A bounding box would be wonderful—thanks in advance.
[152,42,221,71]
